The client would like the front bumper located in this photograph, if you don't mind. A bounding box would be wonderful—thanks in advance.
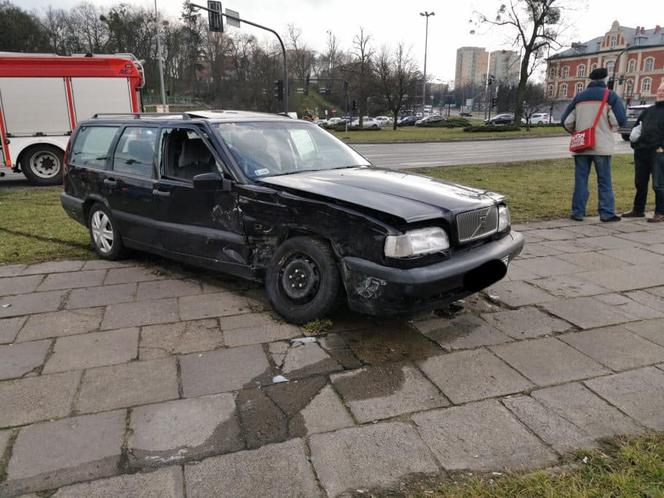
[340,231,524,315]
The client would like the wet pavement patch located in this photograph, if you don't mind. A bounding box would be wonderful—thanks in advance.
[236,388,288,449]
[331,362,449,422]
[339,323,443,365]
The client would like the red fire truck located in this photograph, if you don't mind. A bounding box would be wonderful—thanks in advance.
[0,53,144,185]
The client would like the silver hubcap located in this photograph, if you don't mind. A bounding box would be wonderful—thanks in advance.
[29,151,61,179]
[91,211,114,254]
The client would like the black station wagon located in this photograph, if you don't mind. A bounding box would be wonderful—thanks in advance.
[61,111,524,323]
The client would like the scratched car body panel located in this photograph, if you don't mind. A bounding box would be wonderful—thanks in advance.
[61,110,524,323]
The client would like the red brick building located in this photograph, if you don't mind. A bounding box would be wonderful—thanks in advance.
[546,21,664,115]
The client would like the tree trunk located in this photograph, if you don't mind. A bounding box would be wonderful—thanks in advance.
[514,50,531,125]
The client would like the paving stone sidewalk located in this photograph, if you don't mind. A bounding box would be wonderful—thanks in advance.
[1,216,664,497]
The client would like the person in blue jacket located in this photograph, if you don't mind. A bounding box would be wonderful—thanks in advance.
[561,67,627,222]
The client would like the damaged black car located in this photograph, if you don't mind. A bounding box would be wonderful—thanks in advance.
[61,111,524,323]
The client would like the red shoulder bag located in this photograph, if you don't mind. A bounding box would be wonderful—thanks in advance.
[569,89,609,153]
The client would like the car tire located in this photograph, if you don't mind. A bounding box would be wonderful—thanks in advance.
[21,145,64,186]
[265,236,341,324]
[87,203,126,260]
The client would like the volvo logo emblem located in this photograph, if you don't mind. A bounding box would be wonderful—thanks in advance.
[470,210,489,238]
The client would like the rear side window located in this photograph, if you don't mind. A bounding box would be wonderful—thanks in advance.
[112,127,158,178]
[71,126,119,169]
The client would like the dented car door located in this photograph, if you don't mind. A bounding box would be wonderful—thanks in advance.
[152,125,249,274]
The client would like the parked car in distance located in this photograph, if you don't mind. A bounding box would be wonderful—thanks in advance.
[486,113,515,125]
[416,115,446,126]
[325,117,344,127]
[350,117,380,128]
[527,113,551,125]
[618,104,650,141]
[374,115,393,127]
[61,110,523,323]
[459,112,473,117]
[397,115,418,127]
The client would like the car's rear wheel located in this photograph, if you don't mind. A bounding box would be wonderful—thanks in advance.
[21,145,64,186]
[265,236,341,324]
[87,203,126,260]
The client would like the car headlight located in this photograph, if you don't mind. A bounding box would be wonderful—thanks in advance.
[384,227,450,258]
[498,205,511,232]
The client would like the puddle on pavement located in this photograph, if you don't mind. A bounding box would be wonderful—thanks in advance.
[331,363,407,402]
[338,321,443,365]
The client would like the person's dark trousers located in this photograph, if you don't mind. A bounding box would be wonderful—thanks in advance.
[572,155,616,220]
[632,148,656,214]
[653,152,664,214]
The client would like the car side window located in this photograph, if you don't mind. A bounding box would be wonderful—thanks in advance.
[160,128,217,182]
[71,126,119,169]
[112,127,158,178]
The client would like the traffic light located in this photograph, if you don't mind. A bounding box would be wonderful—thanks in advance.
[207,1,223,32]
[491,98,496,108]
[352,100,357,111]
[273,80,284,101]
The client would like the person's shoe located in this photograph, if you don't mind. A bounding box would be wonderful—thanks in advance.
[570,214,583,221]
[622,210,646,218]
[647,213,664,223]
[601,215,622,222]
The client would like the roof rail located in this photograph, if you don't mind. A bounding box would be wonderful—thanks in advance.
[91,112,191,120]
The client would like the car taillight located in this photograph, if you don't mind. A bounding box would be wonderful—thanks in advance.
[62,138,72,185]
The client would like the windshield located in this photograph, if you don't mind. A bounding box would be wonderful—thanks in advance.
[215,121,370,179]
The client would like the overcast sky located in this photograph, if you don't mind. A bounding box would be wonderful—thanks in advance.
[20,0,663,81]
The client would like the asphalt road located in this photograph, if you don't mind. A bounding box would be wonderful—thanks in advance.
[353,134,633,169]
[0,135,633,186]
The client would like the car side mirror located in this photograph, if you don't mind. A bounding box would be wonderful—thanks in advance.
[192,172,232,192]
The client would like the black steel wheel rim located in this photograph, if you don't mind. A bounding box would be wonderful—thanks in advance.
[279,253,321,304]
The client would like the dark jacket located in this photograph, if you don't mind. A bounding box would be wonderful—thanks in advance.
[634,101,664,152]
[560,81,627,156]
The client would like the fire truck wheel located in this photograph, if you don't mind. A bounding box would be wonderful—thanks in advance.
[21,145,64,186]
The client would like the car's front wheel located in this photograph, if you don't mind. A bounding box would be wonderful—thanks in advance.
[87,203,126,260]
[265,236,341,324]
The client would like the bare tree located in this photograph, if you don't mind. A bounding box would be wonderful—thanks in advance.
[70,3,108,53]
[41,7,69,54]
[474,0,567,124]
[346,27,374,127]
[287,24,315,84]
[317,30,340,78]
[521,82,547,127]
[376,43,419,130]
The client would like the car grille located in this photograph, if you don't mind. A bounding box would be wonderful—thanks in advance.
[456,206,498,243]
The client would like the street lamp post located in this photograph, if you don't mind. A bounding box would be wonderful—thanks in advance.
[608,46,629,96]
[420,11,434,113]
[154,0,167,109]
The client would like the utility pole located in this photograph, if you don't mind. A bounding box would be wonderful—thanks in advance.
[154,0,167,109]
[420,11,434,113]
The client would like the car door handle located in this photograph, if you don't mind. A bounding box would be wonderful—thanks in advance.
[103,178,117,187]
[152,189,171,198]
